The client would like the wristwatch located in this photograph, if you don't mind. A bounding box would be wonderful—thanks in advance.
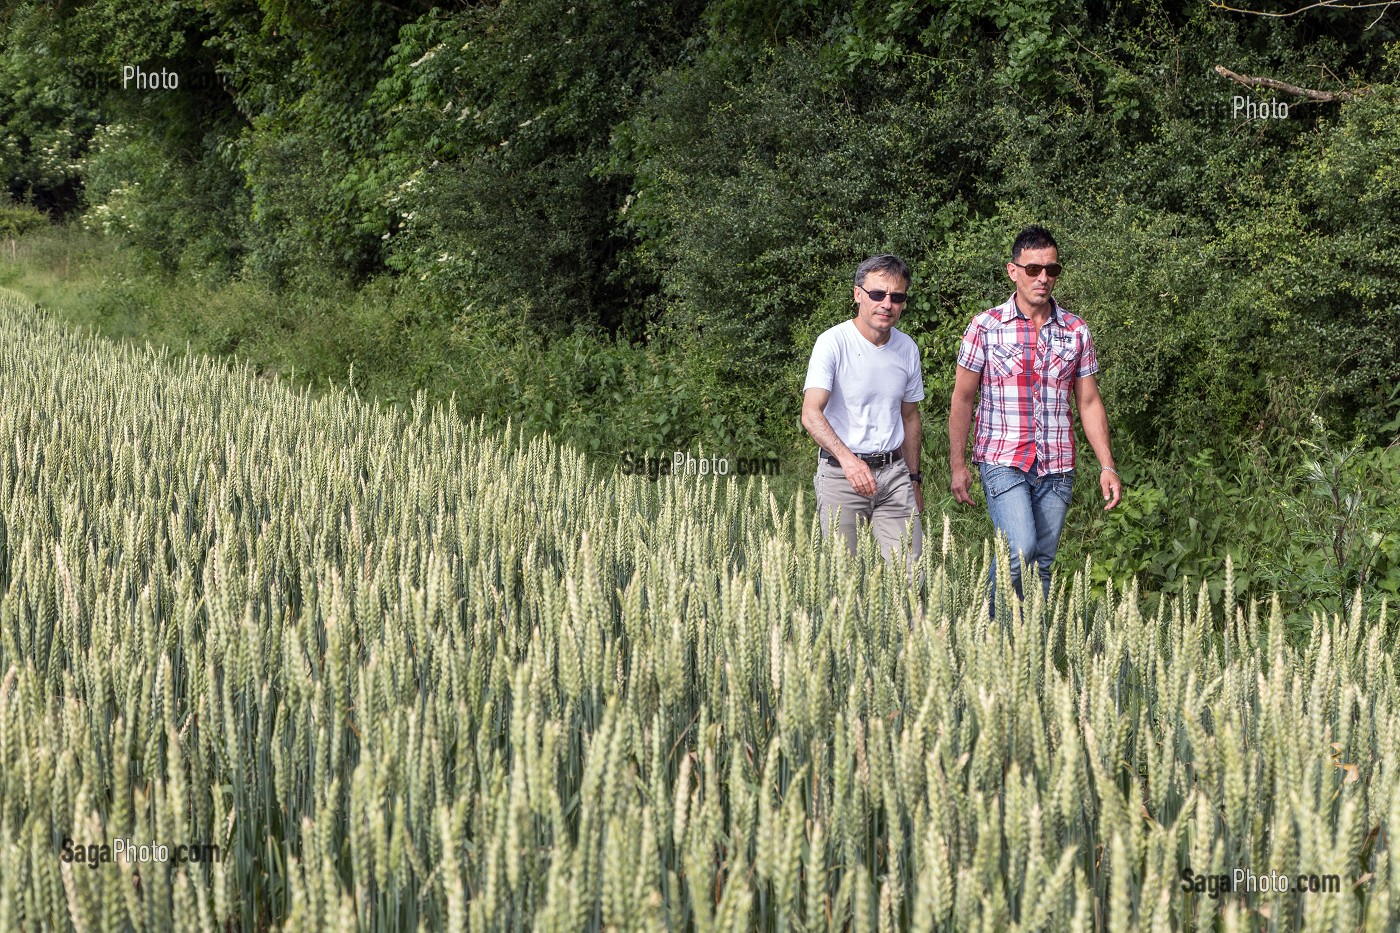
[908,472,923,484]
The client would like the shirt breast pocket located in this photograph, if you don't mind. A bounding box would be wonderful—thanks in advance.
[1045,345,1078,384]
[989,344,1026,380]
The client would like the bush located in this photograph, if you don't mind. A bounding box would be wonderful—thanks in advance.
[79,124,246,281]
[373,0,702,337]
[0,202,47,240]
[1070,421,1400,631]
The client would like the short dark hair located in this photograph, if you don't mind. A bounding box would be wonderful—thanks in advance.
[1011,226,1058,261]
[854,254,911,288]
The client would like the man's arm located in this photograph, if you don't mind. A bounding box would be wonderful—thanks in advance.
[948,365,980,505]
[1073,373,1121,510]
[899,400,924,513]
[801,388,876,496]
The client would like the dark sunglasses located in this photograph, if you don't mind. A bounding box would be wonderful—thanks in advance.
[1011,261,1062,278]
[857,284,908,304]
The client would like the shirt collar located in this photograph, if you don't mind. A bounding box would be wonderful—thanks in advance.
[999,294,1065,329]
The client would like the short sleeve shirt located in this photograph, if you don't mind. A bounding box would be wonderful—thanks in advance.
[804,320,924,454]
[956,295,1098,474]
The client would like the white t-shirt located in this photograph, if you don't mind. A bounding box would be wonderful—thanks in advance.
[803,319,924,454]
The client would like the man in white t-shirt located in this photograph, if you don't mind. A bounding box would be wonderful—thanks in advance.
[801,254,924,563]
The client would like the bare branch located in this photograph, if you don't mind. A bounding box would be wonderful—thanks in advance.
[1213,65,1369,102]
[1207,0,1396,18]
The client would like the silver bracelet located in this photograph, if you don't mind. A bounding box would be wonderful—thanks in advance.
[1101,466,1119,477]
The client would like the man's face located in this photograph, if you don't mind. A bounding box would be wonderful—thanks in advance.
[1007,245,1059,310]
[852,270,909,339]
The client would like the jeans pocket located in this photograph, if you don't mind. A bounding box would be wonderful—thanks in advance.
[1047,472,1074,505]
[980,464,1028,499]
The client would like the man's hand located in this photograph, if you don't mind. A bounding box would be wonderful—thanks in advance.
[842,457,877,497]
[913,482,925,514]
[1100,468,1122,510]
[950,462,975,505]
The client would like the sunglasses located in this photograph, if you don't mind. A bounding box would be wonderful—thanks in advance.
[1011,261,1062,278]
[857,284,909,304]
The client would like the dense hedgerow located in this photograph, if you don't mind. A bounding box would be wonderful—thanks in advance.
[0,290,1394,931]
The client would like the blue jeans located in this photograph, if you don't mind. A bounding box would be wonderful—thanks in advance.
[980,463,1073,613]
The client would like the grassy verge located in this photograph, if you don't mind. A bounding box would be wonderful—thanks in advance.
[0,226,425,396]
[0,230,830,430]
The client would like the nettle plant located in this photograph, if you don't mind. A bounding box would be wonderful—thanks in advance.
[0,290,1393,931]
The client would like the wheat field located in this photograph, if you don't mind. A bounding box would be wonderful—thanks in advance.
[0,289,1392,931]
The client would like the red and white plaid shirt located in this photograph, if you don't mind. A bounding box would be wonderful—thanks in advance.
[956,295,1099,474]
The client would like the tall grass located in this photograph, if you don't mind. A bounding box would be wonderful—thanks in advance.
[0,227,792,470]
[0,288,1392,931]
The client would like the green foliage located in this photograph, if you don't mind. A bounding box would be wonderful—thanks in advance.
[987,64,1400,450]
[372,0,701,335]
[1072,443,1265,602]
[225,0,423,282]
[78,123,246,280]
[0,201,45,238]
[444,318,718,457]
[1076,419,1400,632]
[1291,83,1400,437]
[1268,421,1400,614]
[0,225,723,467]
[0,3,97,211]
[1,0,252,273]
[58,0,196,65]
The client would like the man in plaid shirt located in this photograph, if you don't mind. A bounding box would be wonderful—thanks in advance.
[948,226,1122,610]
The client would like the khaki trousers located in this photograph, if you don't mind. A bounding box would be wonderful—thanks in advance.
[814,457,922,565]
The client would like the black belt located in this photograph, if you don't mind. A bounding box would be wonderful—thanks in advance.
[820,449,901,469]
